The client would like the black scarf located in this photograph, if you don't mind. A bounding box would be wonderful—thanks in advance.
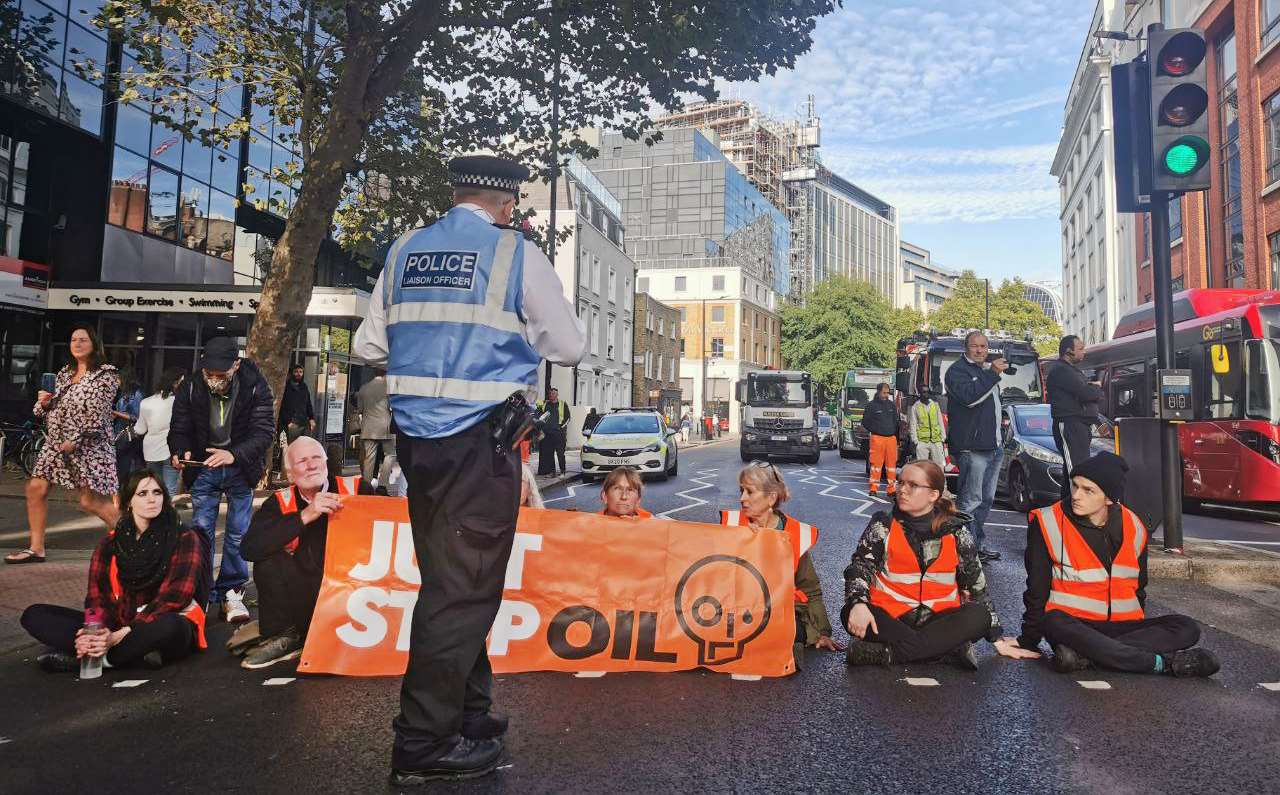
[111,507,181,592]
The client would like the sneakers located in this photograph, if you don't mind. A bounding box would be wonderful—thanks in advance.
[36,651,77,673]
[942,641,979,671]
[1051,644,1091,673]
[390,737,504,786]
[845,638,892,667]
[223,588,251,623]
[241,628,303,670]
[1166,647,1221,678]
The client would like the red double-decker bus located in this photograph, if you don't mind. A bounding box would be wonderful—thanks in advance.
[1049,289,1280,508]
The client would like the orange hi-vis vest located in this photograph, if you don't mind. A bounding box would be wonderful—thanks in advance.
[867,519,961,619]
[107,557,208,650]
[275,475,362,553]
[1033,501,1147,622]
[598,508,654,518]
[720,510,817,604]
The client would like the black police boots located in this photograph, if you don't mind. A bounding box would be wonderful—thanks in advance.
[389,737,504,787]
[461,711,509,740]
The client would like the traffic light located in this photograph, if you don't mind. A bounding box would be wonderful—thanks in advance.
[1148,28,1211,192]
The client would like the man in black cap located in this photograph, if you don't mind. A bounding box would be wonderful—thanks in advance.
[1047,334,1103,503]
[168,337,275,622]
[354,154,585,785]
[995,452,1221,677]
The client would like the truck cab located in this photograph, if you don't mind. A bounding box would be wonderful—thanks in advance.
[737,370,822,464]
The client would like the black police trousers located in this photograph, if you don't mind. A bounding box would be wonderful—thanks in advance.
[1052,417,1094,503]
[392,422,520,765]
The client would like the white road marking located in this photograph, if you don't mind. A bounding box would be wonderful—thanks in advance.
[1077,680,1111,690]
[263,677,295,686]
[816,481,877,518]
[985,522,1027,529]
[903,677,939,687]
[573,671,606,678]
[1260,682,1280,691]
[112,679,148,688]
[658,469,720,519]
[731,674,763,681]
[1203,540,1280,546]
[541,481,581,505]
[0,737,12,745]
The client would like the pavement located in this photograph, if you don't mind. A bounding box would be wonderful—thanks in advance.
[2,441,1280,792]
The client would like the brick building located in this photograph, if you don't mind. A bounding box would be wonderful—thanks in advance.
[631,293,682,418]
[1140,0,1280,301]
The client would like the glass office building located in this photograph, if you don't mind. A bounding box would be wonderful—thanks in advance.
[0,0,371,442]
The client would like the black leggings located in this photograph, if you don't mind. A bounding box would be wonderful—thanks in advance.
[21,604,196,667]
[865,602,992,662]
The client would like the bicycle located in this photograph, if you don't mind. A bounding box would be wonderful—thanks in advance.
[1,420,45,478]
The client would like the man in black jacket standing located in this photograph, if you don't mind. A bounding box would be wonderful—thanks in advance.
[168,337,275,622]
[860,383,900,496]
[1047,335,1103,503]
[278,364,316,443]
[943,331,1007,562]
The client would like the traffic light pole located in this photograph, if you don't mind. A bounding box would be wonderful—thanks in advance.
[1148,191,1185,552]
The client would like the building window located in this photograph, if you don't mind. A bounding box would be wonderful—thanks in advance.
[712,274,725,291]
[1266,0,1280,48]
[1169,199,1183,242]
[624,276,632,309]
[710,337,723,356]
[607,317,616,359]
[711,306,725,322]
[590,308,600,356]
[1218,32,1244,284]
[656,354,663,381]
[1266,91,1280,185]
[1270,232,1280,288]
[680,338,685,356]
[675,276,687,291]
[679,306,687,322]
[608,265,617,302]
[657,317,665,335]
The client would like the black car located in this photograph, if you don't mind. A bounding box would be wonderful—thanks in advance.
[996,403,1068,512]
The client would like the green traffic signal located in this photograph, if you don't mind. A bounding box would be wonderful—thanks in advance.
[1163,135,1208,176]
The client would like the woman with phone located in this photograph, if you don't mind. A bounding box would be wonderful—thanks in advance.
[6,324,121,564]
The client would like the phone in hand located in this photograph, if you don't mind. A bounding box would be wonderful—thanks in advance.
[40,372,56,393]
[179,459,206,468]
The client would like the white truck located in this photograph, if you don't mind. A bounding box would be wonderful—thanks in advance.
[736,370,822,464]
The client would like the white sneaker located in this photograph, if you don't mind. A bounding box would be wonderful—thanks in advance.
[224,588,251,623]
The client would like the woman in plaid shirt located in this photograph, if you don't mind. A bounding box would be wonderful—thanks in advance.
[19,470,207,673]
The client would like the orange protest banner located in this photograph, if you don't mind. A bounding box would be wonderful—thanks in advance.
[298,497,797,678]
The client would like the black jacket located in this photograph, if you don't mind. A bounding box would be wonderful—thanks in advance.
[278,378,315,429]
[1046,360,1103,421]
[1016,503,1149,650]
[241,474,376,575]
[168,360,275,487]
[859,397,899,437]
[943,356,1002,452]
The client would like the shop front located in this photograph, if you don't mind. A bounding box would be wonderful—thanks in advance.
[44,285,372,468]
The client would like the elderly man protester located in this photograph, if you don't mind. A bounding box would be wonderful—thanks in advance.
[236,436,372,669]
[944,331,1007,562]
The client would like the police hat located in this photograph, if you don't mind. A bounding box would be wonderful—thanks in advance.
[447,155,529,195]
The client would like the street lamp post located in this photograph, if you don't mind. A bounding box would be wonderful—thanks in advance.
[698,294,727,436]
[543,1,563,400]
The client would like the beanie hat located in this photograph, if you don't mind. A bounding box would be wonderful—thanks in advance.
[1070,452,1129,503]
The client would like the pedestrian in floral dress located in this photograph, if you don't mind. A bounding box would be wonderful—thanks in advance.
[6,324,122,564]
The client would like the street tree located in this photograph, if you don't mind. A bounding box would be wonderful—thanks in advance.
[781,277,923,398]
[91,0,839,419]
[929,271,1062,354]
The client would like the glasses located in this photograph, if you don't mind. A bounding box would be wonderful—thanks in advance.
[750,460,782,480]
[894,479,937,493]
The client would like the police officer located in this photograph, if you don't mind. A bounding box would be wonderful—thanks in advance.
[353,155,585,786]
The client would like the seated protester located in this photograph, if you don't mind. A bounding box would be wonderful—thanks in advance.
[842,460,1031,669]
[598,467,652,518]
[238,437,372,670]
[20,471,206,672]
[520,463,544,508]
[722,463,843,652]
[999,452,1220,677]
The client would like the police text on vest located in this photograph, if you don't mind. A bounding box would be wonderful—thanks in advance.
[401,250,480,290]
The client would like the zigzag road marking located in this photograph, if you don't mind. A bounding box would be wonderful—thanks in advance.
[658,469,719,519]
[541,481,582,505]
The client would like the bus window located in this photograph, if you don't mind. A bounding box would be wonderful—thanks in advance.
[1244,339,1280,423]
[1111,361,1147,418]
[1203,341,1243,419]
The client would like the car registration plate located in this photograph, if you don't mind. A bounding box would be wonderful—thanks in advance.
[607,458,631,466]
[771,435,787,441]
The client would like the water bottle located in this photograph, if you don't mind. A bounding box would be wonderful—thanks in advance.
[79,608,108,680]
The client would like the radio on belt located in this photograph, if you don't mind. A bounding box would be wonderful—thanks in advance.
[1157,368,1193,421]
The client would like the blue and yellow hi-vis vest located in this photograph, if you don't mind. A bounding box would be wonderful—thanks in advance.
[383,207,539,439]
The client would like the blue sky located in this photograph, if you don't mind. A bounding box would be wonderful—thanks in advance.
[722,0,1095,285]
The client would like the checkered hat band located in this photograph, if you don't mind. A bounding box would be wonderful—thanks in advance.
[449,172,520,192]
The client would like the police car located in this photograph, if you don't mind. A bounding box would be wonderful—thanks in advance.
[580,408,679,482]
